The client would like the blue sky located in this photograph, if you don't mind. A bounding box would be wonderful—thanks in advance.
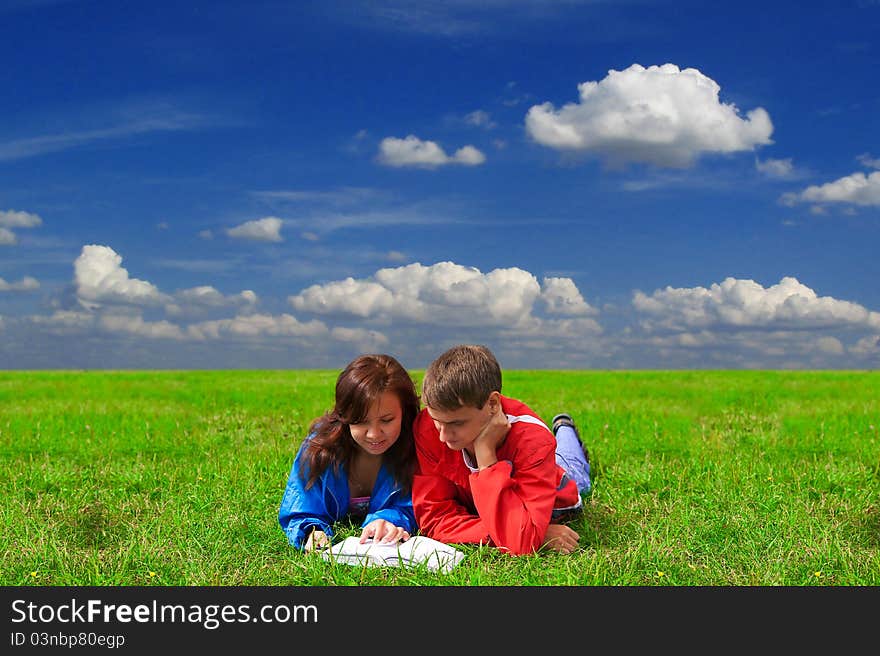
[1,0,879,370]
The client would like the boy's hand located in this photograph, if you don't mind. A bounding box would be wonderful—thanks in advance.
[360,518,410,545]
[473,405,510,468]
[304,528,329,553]
[541,523,580,554]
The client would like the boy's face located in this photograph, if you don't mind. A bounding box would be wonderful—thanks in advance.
[425,398,494,452]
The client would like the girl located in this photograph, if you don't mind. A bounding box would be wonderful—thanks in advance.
[278,354,420,552]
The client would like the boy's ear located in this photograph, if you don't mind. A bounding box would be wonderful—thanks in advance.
[486,390,502,413]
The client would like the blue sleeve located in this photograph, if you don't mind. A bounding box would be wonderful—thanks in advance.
[362,467,416,534]
[277,441,342,550]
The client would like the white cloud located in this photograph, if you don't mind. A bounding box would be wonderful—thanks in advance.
[285,206,455,236]
[633,276,880,332]
[622,328,853,368]
[856,153,880,169]
[500,315,603,340]
[289,278,395,318]
[252,187,380,208]
[165,286,258,317]
[28,307,185,341]
[0,209,43,245]
[815,336,844,355]
[755,157,794,179]
[32,244,385,351]
[377,135,486,168]
[525,63,773,168]
[453,144,487,166]
[186,313,329,340]
[226,216,284,242]
[0,106,208,162]
[183,286,256,307]
[780,171,880,207]
[0,209,42,228]
[98,313,186,340]
[539,277,596,315]
[464,110,497,129]
[67,244,266,327]
[74,244,169,308]
[330,326,390,350]
[339,1,608,39]
[30,310,96,332]
[289,261,599,331]
[0,275,39,292]
[851,334,880,356]
[13,248,880,368]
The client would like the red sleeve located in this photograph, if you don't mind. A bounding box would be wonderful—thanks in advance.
[412,410,491,545]
[469,432,558,555]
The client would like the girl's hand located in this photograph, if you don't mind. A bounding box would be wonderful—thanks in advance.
[360,519,410,545]
[304,528,329,553]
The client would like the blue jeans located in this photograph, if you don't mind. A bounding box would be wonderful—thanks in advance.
[554,424,591,495]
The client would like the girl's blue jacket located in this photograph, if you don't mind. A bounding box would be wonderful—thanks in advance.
[278,436,416,550]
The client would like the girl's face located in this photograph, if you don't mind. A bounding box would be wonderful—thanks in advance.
[348,390,403,456]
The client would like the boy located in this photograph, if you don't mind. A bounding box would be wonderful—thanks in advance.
[412,344,592,555]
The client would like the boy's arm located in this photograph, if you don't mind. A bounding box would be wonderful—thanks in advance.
[412,471,491,544]
[412,414,492,544]
[468,435,559,555]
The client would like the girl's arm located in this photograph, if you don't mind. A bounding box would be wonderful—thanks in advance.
[278,443,340,550]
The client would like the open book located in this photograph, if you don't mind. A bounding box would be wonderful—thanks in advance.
[321,535,465,573]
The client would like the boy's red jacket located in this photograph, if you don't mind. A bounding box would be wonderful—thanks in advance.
[412,395,581,555]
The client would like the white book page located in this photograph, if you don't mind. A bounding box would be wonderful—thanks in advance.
[321,535,465,573]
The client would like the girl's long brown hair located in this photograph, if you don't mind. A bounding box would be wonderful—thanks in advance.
[301,354,419,493]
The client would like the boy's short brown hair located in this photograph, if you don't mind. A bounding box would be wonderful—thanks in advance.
[421,344,502,411]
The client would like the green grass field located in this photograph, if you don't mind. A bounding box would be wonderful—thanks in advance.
[2,370,878,586]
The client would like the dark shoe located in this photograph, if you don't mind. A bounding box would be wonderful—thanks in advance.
[551,413,589,464]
